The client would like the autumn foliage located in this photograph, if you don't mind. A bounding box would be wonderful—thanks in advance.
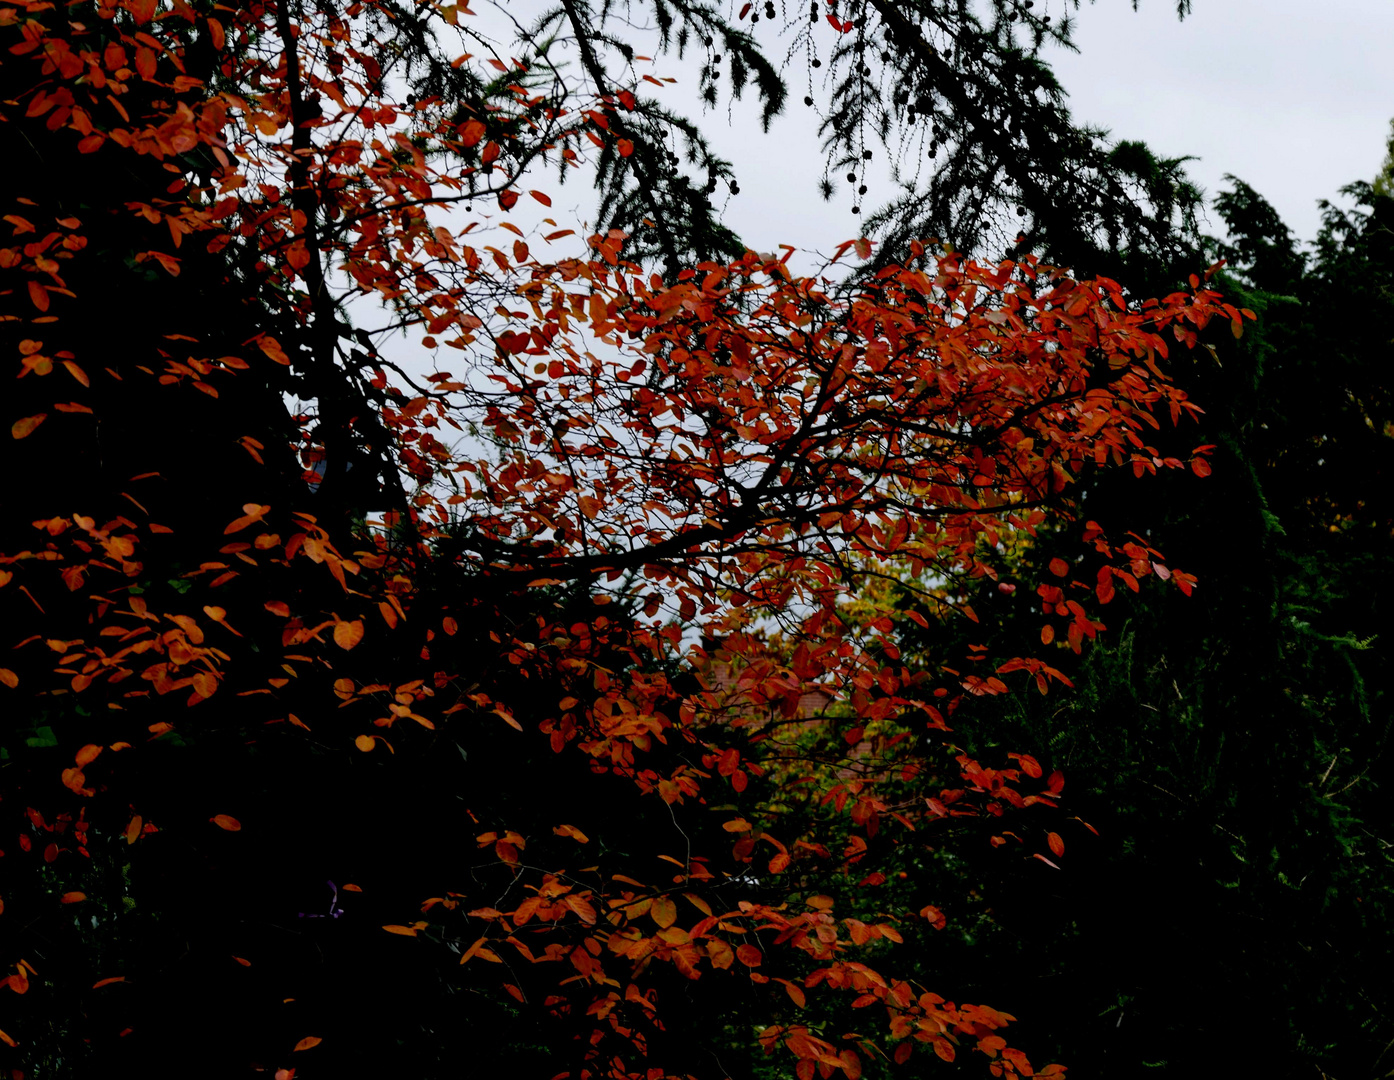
[0,0,1248,1075]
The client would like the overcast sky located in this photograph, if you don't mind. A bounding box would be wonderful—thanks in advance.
[1052,0,1394,244]
[608,0,1394,267]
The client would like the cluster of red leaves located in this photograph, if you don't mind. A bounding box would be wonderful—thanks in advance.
[0,0,1252,1073]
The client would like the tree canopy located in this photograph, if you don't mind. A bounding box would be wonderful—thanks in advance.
[2,1,1389,1079]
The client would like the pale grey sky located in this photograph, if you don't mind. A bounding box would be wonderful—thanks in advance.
[1051,0,1394,244]
[629,0,1394,265]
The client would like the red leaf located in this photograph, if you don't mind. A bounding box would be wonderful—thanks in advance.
[126,0,156,25]
[210,814,241,831]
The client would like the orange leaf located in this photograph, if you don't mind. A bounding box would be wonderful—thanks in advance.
[333,619,364,650]
[1047,831,1065,857]
[736,943,762,967]
[354,734,376,752]
[92,977,126,989]
[0,669,16,689]
[60,891,86,904]
[27,280,50,311]
[617,138,634,157]
[382,924,419,936]
[529,190,552,206]
[258,337,290,365]
[650,897,677,929]
[210,814,242,831]
[1048,557,1069,578]
[458,934,490,964]
[75,743,103,767]
[12,414,46,440]
[293,1036,323,1052]
[233,956,252,966]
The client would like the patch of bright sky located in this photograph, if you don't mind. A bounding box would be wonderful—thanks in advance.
[677,0,1394,259]
[1048,0,1394,246]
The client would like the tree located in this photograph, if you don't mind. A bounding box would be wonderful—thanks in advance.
[869,161,1394,1078]
[0,0,1239,1076]
[423,0,1207,282]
